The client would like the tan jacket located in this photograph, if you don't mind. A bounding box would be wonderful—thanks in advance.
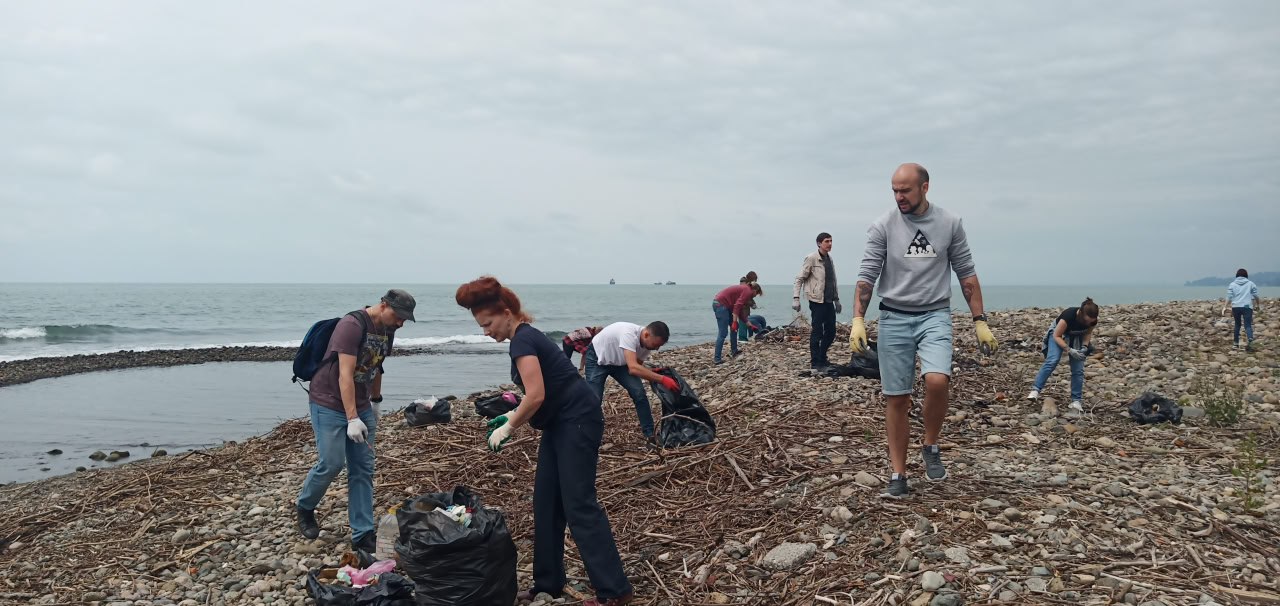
[793,251,837,304]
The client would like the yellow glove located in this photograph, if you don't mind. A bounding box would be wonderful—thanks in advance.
[849,317,868,354]
[974,320,998,355]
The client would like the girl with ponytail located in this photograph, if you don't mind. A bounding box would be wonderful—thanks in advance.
[1027,297,1100,411]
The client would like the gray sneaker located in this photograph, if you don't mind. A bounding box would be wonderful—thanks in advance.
[881,474,909,499]
[921,444,947,481]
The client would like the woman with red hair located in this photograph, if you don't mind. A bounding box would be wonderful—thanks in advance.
[456,277,633,606]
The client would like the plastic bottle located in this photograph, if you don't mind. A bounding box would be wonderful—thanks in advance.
[374,505,399,560]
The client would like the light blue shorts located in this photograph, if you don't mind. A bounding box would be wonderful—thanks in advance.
[877,308,953,396]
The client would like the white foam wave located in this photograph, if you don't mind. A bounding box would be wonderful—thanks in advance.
[397,335,497,347]
[0,327,47,339]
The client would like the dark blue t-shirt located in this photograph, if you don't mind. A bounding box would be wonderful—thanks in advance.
[509,323,601,429]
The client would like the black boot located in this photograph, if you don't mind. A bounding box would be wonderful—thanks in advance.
[296,506,319,540]
[352,531,377,554]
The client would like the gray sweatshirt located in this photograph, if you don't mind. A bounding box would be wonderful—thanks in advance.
[856,203,977,313]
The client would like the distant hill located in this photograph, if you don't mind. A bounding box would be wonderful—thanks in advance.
[1185,271,1280,287]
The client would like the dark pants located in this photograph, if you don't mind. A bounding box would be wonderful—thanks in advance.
[1233,307,1255,344]
[584,348,654,437]
[532,415,632,599]
[809,300,836,366]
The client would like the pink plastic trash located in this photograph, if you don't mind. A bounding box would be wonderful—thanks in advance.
[501,392,518,405]
[343,559,397,587]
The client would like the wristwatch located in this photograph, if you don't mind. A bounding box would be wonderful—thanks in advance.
[371,395,384,404]
[972,314,987,322]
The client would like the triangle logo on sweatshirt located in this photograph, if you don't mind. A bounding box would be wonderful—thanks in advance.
[904,229,937,258]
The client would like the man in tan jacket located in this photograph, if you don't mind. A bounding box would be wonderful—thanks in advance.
[792,232,840,368]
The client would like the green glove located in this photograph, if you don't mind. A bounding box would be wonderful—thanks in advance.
[486,415,513,452]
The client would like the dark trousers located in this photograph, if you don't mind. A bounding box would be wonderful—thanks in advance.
[532,415,632,600]
[809,300,836,366]
[584,348,654,437]
[1233,307,1255,344]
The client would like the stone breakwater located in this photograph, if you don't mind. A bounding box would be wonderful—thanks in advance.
[0,346,435,387]
[0,300,1277,605]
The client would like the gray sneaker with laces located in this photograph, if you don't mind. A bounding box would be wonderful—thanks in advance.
[881,474,909,498]
[921,444,947,481]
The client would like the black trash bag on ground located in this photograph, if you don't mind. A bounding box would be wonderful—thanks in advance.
[404,398,451,426]
[649,368,716,447]
[473,392,519,419]
[306,567,415,606]
[1127,392,1183,425]
[394,486,517,606]
[818,341,880,380]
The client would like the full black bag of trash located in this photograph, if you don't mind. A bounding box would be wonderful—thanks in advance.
[1127,392,1183,425]
[819,341,881,380]
[394,486,517,606]
[306,567,415,606]
[404,399,451,426]
[649,368,716,447]
[473,392,519,419]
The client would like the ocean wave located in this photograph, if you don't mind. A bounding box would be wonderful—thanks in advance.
[0,324,182,342]
[396,335,497,347]
[0,334,504,362]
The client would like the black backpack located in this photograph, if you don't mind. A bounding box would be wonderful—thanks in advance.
[292,310,369,387]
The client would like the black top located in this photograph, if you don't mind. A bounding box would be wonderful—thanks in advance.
[509,323,601,429]
[821,253,837,303]
[1055,307,1093,341]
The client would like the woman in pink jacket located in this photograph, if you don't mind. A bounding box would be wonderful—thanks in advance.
[712,282,762,364]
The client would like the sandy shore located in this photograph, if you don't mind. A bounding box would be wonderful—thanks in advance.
[1,300,1277,605]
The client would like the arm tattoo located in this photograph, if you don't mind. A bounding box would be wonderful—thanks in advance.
[962,281,976,304]
[856,281,872,316]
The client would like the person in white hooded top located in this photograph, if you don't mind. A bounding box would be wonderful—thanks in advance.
[1224,268,1261,351]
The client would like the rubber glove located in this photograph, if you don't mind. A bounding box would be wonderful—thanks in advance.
[731,320,738,332]
[486,415,513,452]
[347,418,369,443]
[849,317,868,353]
[659,376,679,392]
[833,300,842,314]
[747,323,759,332]
[791,297,801,312]
[974,320,998,355]
[1068,348,1086,361]
[1084,343,1096,356]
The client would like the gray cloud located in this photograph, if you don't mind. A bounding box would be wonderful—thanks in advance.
[0,0,1276,285]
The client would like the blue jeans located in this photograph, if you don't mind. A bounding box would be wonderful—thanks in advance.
[297,402,378,542]
[877,309,953,396]
[712,301,738,362]
[584,348,654,437]
[1033,331,1085,401]
[1233,307,1254,344]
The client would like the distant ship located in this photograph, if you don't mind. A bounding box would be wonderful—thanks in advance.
[665,281,676,285]
[609,278,615,285]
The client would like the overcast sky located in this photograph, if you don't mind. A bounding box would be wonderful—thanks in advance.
[2,1,1277,285]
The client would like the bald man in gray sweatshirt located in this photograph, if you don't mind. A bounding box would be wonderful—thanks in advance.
[850,163,999,499]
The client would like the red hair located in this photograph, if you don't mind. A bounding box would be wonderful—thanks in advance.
[456,276,532,322]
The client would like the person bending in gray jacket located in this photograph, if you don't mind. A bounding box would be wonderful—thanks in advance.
[850,164,998,499]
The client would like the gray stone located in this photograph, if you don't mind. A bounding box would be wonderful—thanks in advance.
[930,595,963,606]
[1025,577,1048,592]
[1031,566,1051,576]
[762,542,817,571]
[84,592,107,602]
[1183,407,1205,419]
[864,572,882,582]
[1107,482,1131,497]
[854,471,882,487]
[999,591,1017,601]
[172,529,193,544]
[979,498,1005,510]
[944,547,971,565]
[921,570,946,592]
[722,540,750,559]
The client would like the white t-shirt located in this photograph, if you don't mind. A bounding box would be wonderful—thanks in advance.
[590,322,651,366]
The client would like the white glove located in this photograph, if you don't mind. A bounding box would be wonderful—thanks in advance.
[1068,348,1087,361]
[487,420,514,452]
[791,297,801,312]
[371,401,381,417]
[833,300,842,314]
[347,418,369,443]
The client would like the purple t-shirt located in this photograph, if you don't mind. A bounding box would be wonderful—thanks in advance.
[309,309,395,414]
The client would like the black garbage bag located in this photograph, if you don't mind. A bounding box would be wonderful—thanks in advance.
[394,486,517,606]
[649,368,716,447]
[473,392,519,419]
[306,567,415,606]
[1127,392,1183,425]
[404,398,451,426]
[818,341,880,380]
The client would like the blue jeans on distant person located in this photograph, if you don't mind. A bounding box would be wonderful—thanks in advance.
[712,301,738,363]
[584,348,654,437]
[1232,307,1254,344]
[1033,331,1085,401]
[297,402,378,542]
